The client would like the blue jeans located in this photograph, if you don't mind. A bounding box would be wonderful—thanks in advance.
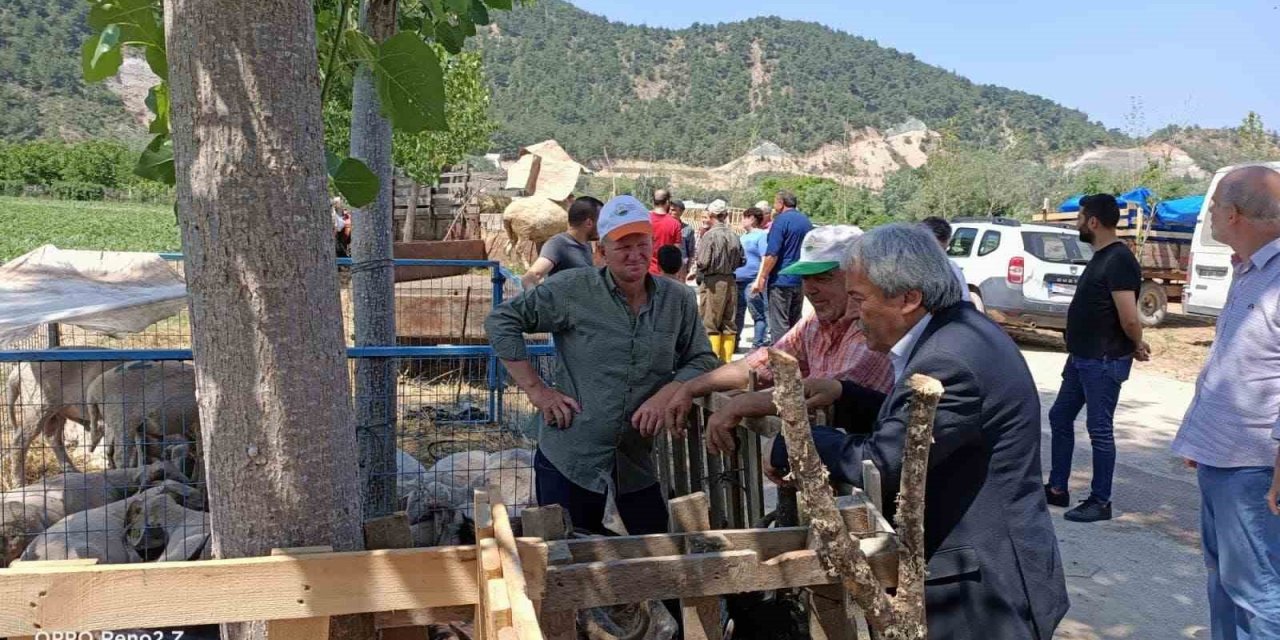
[735,280,770,349]
[1047,355,1131,502]
[1198,464,1280,640]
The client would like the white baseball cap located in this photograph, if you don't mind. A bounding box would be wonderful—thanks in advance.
[598,195,653,241]
[780,225,864,276]
[708,199,728,214]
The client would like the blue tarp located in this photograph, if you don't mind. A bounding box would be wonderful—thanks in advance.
[1154,195,1204,231]
[1057,188,1202,232]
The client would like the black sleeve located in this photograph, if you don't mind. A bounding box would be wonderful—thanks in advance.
[831,380,888,435]
[1104,251,1142,292]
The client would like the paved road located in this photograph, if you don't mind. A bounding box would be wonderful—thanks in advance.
[1021,347,1209,640]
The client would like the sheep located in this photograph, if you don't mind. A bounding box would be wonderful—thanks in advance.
[20,479,201,564]
[4,347,111,487]
[86,360,200,469]
[124,490,210,561]
[0,461,190,567]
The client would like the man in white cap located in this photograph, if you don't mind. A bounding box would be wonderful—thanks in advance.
[666,224,894,437]
[694,199,746,362]
[486,195,719,536]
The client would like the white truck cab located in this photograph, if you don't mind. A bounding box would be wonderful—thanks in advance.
[1185,161,1280,318]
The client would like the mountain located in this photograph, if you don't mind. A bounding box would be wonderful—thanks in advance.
[477,1,1122,166]
[0,0,146,143]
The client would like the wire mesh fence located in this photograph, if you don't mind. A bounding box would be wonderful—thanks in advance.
[0,256,554,567]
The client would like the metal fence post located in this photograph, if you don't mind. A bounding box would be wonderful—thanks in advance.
[489,263,506,424]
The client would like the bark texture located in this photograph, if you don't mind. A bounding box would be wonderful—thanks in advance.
[165,0,364,637]
[767,349,941,640]
[349,0,399,519]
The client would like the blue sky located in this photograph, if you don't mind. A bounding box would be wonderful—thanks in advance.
[570,0,1279,135]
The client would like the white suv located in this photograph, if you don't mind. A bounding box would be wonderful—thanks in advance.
[946,217,1094,331]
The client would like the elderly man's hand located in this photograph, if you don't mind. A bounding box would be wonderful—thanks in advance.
[803,378,843,409]
[705,394,758,454]
[529,385,580,430]
[633,382,683,438]
[663,387,695,438]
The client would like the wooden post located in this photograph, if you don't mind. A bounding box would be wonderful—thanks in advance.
[669,492,724,640]
[768,348,942,639]
[267,546,334,640]
[861,461,884,516]
[672,424,691,496]
[526,506,574,640]
[402,180,420,242]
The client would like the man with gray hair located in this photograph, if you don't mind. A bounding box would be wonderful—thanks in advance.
[756,223,1068,639]
[1173,165,1280,639]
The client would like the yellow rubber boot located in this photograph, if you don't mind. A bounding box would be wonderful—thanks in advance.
[708,334,724,361]
[722,333,739,362]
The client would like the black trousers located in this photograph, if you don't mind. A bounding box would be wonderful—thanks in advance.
[533,449,669,535]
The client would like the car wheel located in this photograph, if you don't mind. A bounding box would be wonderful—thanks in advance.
[1138,281,1167,327]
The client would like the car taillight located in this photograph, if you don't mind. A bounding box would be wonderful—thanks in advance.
[1008,256,1025,284]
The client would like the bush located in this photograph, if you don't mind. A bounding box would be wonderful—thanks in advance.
[110,180,175,204]
[0,180,25,197]
[50,181,106,201]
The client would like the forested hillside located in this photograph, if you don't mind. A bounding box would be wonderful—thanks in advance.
[478,0,1122,164]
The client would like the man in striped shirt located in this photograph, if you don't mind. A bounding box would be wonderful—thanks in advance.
[664,225,894,436]
[1171,165,1280,640]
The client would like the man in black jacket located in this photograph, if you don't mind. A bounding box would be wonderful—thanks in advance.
[747,223,1068,639]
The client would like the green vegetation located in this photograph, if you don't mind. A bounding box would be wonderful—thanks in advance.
[0,196,180,262]
[480,0,1122,164]
[0,0,146,143]
[0,140,173,202]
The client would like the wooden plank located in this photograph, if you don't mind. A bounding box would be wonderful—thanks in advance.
[861,460,883,515]
[705,452,726,530]
[520,505,569,542]
[6,559,99,571]
[488,577,513,629]
[541,541,897,612]
[364,512,415,550]
[671,426,691,496]
[492,504,543,640]
[692,392,780,437]
[808,584,854,640]
[267,616,330,640]
[555,525,812,564]
[669,492,722,640]
[0,546,483,637]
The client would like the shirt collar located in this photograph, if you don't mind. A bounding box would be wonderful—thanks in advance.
[889,312,933,383]
[603,266,656,298]
[1238,236,1280,273]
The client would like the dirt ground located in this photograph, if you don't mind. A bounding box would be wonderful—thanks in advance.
[1007,303,1216,383]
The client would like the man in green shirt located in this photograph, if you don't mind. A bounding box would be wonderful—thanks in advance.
[486,195,719,535]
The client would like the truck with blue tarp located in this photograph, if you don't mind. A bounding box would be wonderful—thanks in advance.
[1035,187,1202,326]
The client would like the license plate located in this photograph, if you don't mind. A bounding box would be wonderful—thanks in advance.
[1049,283,1076,296]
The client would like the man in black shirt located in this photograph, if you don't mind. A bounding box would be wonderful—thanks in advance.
[1046,193,1151,523]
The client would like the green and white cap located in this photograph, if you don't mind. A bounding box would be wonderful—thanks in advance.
[780,225,864,276]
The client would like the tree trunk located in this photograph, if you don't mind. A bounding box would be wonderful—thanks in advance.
[164,1,363,639]
[349,0,399,520]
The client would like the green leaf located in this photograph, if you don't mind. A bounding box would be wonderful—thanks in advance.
[446,0,470,13]
[483,0,512,10]
[343,28,378,64]
[327,155,380,207]
[373,32,447,132]
[434,21,465,55]
[144,83,170,135]
[88,0,164,47]
[144,45,168,81]
[81,24,123,83]
[460,17,477,38]
[468,0,491,26]
[135,134,175,185]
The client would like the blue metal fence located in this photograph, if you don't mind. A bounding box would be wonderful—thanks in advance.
[0,256,556,562]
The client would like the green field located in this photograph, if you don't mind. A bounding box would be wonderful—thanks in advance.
[0,196,181,262]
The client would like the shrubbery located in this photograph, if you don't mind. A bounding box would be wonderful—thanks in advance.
[0,139,170,203]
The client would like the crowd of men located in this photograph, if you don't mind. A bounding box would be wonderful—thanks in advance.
[487,166,1280,639]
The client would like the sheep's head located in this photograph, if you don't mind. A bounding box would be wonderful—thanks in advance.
[0,503,41,567]
[124,494,173,554]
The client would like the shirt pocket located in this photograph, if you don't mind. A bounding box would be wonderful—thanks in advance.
[650,330,677,374]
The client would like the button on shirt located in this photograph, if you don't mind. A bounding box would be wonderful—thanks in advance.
[744,310,895,394]
[1172,237,1280,468]
[486,267,719,493]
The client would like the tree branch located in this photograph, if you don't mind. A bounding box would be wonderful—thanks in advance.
[891,374,942,636]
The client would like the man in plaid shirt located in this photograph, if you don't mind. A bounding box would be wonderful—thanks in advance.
[665,225,893,437]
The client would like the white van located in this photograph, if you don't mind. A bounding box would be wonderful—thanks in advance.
[1185,161,1280,318]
